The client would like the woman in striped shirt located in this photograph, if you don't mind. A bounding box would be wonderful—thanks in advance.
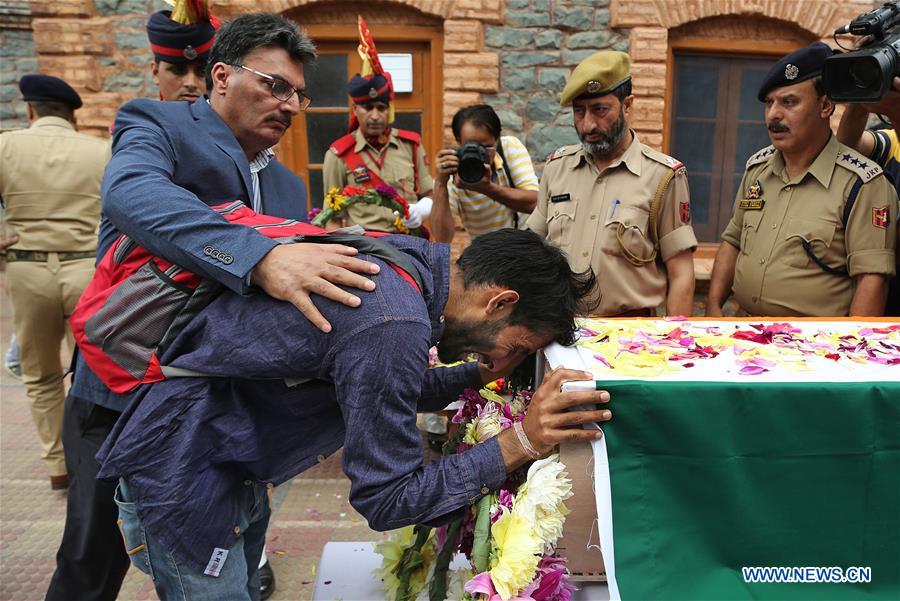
[431,105,539,242]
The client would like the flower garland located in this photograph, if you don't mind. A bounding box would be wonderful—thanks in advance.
[310,184,426,237]
[375,386,577,601]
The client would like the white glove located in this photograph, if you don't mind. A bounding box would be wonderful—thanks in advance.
[401,197,433,229]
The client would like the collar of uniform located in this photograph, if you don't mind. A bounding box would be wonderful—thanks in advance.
[31,116,75,131]
[570,130,642,176]
[771,134,838,187]
[353,127,400,153]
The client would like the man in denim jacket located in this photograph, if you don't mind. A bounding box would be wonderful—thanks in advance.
[97,229,610,599]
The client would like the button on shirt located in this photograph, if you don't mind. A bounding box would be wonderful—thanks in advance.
[721,135,898,317]
[96,236,504,575]
[527,132,697,315]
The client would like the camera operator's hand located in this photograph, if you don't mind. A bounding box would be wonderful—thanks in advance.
[860,76,900,114]
[435,149,459,185]
[456,160,495,194]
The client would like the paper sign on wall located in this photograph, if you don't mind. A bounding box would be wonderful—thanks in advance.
[380,54,413,93]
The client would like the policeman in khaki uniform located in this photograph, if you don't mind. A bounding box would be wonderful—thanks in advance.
[708,43,898,317]
[0,75,109,489]
[527,51,698,317]
[322,72,434,233]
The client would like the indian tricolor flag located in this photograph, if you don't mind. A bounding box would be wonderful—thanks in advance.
[544,318,900,600]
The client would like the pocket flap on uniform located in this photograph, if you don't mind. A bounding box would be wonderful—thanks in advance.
[742,210,766,232]
[784,217,837,247]
[605,205,650,235]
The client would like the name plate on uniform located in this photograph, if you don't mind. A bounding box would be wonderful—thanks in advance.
[739,199,765,210]
[550,193,571,203]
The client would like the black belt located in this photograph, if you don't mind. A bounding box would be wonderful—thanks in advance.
[5,250,95,263]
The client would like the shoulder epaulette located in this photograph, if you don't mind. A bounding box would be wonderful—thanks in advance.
[329,133,357,157]
[395,129,421,146]
[548,144,580,162]
[835,145,883,183]
[745,145,776,169]
[641,146,684,171]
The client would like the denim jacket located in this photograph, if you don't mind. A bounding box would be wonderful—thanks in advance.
[96,236,507,574]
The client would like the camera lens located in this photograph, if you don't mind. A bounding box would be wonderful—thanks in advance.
[455,142,488,185]
[849,57,881,89]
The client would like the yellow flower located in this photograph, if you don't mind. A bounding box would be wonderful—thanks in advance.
[489,508,542,600]
[374,526,436,601]
[513,454,573,552]
[394,216,411,234]
[324,187,348,212]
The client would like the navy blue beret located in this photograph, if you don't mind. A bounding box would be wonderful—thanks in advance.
[757,42,833,101]
[18,74,82,109]
[348,73,392,104]
[146,10,216,64]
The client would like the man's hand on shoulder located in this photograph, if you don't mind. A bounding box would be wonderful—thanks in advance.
[251,243,380,333]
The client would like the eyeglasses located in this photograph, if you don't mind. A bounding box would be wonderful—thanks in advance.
[232,64,312,110]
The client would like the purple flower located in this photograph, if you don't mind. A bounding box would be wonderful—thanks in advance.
[375,183,399,199]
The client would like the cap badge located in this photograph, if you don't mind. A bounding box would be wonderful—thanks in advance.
[585,80,603,94]
[368,87,378,98]
[784,63,799,80]
[183,45,198,60]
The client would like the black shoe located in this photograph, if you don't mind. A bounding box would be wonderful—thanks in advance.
[259,561,276,601]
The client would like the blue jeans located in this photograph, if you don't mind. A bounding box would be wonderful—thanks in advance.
[114,477,270,601]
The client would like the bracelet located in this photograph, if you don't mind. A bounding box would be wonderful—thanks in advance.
[513,421,541,459]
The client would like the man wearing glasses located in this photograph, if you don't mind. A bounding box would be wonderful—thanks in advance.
[53,12,379,601]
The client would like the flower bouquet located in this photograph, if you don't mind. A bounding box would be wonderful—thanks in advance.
[310,184,427,237]
[375,386,577,601]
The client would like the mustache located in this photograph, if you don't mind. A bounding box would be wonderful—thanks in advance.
[266,112,292,127]
[768,122,789,133]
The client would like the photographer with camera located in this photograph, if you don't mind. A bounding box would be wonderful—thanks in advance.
[430,104,538,243]
[832,2,900,315]
[707,42,898,318]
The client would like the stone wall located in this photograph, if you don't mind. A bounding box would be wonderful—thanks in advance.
[0,1,36,130]
[482,0,628,166]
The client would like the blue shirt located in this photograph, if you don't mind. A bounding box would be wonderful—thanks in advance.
[96,236,507,574]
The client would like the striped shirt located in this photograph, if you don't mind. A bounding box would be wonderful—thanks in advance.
[448,135,539,239]
[248,147,275,212]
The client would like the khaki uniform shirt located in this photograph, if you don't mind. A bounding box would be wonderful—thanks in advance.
[322,128,433,233]
[0,117,110,252]
[721,135,898,317]
[526,133,697,315]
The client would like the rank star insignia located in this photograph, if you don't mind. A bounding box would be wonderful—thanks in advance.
[679,200,691,223]
[873,206,890,229]
[785,63,799,80]
[183,45,198,60]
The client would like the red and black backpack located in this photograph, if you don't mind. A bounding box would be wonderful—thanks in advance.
[70,201,423,394]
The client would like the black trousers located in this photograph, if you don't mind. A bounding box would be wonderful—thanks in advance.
[45,395,129,601]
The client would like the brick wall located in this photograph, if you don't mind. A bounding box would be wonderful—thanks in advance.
[2,0,880,148]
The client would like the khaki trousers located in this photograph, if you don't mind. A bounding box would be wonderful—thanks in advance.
[5,255,94,476]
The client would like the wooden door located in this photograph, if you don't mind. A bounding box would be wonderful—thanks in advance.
[279,25,442,211]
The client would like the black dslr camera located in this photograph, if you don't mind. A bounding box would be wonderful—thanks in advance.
[823,1,900,102]
[455,142,488,185]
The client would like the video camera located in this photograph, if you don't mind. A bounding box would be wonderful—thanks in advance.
[455,142,488,185]
[823,1,900,102]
